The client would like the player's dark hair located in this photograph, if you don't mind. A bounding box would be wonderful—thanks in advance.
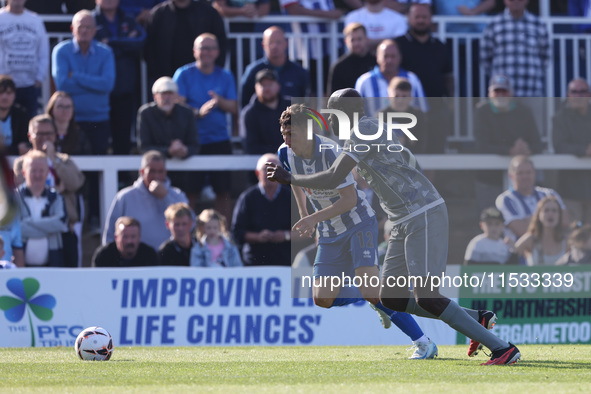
[279,104,310,131]
[327,88,365,117]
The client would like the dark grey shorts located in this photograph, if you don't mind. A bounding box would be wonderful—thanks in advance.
[382,203,449,279]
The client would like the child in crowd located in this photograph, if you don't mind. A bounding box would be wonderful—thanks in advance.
[0,236,17,269]
[159,202,195,266]
[556,222,591,265]
[190,209,242,267]
[464,207,518,265]
[379,77,427,153]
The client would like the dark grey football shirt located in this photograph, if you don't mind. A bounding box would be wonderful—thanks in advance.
[342,116,444,224]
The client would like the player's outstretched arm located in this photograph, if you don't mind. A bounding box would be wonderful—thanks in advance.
[293,184,357,238]
[291,186,309,220]
[275,153,357,190]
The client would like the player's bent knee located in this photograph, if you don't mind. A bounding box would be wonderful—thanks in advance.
[313,297,335,308]
[364,297,380,305]
[415,295,445,316]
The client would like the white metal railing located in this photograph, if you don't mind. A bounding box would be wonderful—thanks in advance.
[8,154,588,230]
[41,14,591,149]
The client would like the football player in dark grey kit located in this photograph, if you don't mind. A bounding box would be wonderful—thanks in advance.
[267,88,520,365]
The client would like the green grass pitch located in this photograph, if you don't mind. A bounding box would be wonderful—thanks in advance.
[1,345,590,393]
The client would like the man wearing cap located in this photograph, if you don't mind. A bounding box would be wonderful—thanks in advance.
[473,74,543,213]
[240,69,290,155]
[137,77,199,159]
[464,207,518,265]
[480,0,549,97]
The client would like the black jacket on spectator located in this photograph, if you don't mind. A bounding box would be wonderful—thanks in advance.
[475,100,543,155]
[3,104,29,155]
[474,100,543,186]
[25,0,81,14]
[552,102,591,200]
[232,184,292,266]
[137,102,199,156]
[145,0,227,82]
[158,239,193,266]
[396,33,453,98]
[241,95,290,155]
[92,242,158,267]
[327,52,376,94]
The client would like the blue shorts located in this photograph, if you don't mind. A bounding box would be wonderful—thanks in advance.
[313,216,378,278]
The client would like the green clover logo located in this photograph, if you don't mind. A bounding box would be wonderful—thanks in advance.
[0,278,57,346]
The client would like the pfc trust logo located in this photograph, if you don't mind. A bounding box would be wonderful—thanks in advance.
[0,278,56,346]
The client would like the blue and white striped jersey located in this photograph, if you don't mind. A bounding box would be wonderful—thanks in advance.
[278,134,375,239]
[355,65,427,116]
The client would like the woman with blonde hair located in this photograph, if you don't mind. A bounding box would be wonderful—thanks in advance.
[190,209,242,267]
[515,196,567,265]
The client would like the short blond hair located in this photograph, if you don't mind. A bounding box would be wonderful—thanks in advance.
[343,22,366,36]
[164,202,194,222]
[21,150,48,171]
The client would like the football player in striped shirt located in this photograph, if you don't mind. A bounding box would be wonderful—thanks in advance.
[278,104,437,359]
[268,91,520,365]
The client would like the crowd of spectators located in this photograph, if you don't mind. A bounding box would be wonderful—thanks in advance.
[0,0,590,269]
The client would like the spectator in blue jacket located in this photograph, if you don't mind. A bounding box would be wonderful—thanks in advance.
[119,0,165,25]
[52,9,115,155]
[94,0,146,155]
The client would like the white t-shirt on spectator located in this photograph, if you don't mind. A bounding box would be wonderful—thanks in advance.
[344,7,408,41]
[464,233,511,264]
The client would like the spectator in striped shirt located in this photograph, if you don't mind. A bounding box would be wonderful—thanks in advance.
[355,39,426,116]
[495,155,569,240]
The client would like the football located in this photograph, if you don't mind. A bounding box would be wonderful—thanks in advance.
[74,327,114,361]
